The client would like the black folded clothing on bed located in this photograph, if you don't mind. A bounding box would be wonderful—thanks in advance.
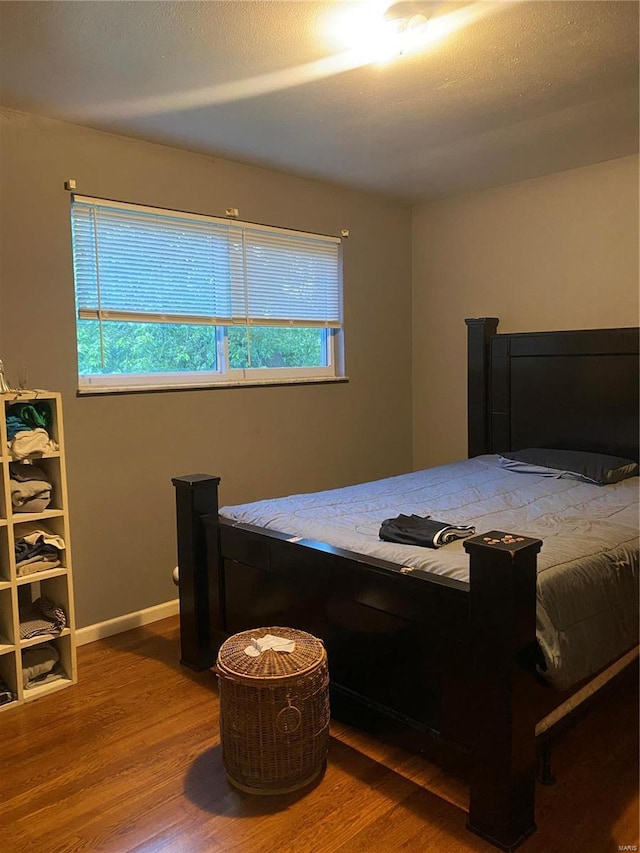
[379,514,476,548]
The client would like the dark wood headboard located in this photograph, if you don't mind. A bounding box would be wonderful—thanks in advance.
[466,318,640,462]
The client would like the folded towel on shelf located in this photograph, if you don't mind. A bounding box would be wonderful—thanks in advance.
[21,642,61,689]
[16,554,61,577]
[379,514,476,549]
[24,662,65,690]
[10,462,52,513]
[9,428,58,461]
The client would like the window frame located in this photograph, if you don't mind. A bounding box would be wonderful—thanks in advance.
[70,196,345,394]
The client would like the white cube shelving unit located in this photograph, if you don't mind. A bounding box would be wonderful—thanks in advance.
[0,390,77,710]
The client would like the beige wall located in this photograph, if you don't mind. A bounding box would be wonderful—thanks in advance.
[2,107,637,629]
[412,155,640,470]
[0,109,413,627]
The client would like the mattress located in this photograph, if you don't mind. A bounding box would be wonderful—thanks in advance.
[221,455,639,689]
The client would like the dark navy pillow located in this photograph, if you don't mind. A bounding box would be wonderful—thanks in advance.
[498,448,639,485]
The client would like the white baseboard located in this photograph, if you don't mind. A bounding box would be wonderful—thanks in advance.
[76,599,180,646]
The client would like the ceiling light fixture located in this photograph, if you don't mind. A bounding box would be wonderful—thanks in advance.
[384,1,430,32]
[327,0,464,65]
[383,1,476,56]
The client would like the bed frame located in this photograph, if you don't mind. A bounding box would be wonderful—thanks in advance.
[172,318,639,852]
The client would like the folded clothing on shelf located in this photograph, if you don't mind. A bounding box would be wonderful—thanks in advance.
[6,401,53,438]
[16,555,62,576]
[8,428,59,461]
[19,596,67,640]
[379,513,476,549]
[22,642,63,689]
[10,462,53,513]
[15,523,65,577]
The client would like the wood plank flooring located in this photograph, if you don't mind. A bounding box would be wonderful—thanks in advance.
[1,616,637,853]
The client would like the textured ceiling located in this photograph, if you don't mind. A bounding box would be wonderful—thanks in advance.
[0,0,638,201]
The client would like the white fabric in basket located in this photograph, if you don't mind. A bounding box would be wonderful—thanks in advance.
[244,634,296,657]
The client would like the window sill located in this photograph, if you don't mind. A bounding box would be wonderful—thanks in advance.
[76,376,350,397]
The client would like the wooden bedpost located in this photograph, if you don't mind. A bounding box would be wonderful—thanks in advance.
[172,474,222,671]
[466,317,499,458]
[463,530,542,851]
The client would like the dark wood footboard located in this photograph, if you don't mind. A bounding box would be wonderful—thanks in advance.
[172,473,543,852]
[464,532,542,850]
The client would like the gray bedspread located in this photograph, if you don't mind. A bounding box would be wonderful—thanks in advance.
[221,455,639,689]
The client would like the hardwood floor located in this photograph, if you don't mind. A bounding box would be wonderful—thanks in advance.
[1,616,637,853]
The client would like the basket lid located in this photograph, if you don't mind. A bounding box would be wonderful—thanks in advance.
[217,626,325,680]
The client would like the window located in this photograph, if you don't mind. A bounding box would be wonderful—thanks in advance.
[70,196,344,392]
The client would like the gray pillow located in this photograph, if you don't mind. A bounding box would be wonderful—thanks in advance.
[498,448,639,486]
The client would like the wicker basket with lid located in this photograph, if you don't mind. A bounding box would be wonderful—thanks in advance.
[216,626,330,794]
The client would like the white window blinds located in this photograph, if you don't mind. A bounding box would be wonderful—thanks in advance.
[71,196,342,329]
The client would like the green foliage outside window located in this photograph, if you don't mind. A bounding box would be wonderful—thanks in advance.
[77,320,326,375]
[228,326,325,369]
[77,321,218,375]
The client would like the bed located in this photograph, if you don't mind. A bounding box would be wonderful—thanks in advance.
[172,318,639,852]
